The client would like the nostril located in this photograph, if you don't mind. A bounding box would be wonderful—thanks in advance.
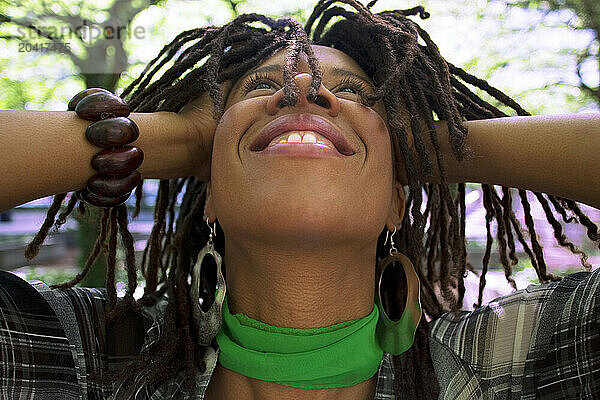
[313,94,329,109]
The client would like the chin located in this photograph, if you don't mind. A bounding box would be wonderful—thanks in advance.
[219,194,384,249]
[235,214,360,248]
[212,169,389,247]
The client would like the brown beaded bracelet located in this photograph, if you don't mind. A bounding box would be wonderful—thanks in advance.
[69,88,144,208]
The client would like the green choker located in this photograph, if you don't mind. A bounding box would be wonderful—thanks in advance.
[215,295,384,389]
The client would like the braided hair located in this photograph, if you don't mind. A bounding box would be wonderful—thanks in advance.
[25,1,599,398]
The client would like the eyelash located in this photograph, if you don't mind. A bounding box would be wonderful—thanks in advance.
[242,73,277,94]
[334,76,370,96]
[241,73,371,97]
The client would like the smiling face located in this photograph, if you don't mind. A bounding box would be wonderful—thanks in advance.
[204,45,405,250]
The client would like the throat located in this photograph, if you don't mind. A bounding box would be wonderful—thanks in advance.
[223,241,378,329]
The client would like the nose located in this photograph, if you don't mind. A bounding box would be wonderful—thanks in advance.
[266,73,340,117]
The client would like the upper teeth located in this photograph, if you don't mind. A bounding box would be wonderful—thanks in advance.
[268,131,333,148]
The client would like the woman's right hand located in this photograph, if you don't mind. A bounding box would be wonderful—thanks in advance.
[176,91,219,182]
[130,88,224,183]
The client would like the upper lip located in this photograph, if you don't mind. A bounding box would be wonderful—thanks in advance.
[249,114,355,156]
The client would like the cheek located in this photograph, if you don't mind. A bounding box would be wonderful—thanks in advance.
[341,100,393,174]
[210,99,276,232]
[211,99,265,170]
[339,100,395,223]
[213,100,258,146]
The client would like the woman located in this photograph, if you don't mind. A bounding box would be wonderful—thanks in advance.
[1,1,599,399]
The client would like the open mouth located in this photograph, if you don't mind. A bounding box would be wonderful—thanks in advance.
[249,114,355,156]
[265,131,336,149]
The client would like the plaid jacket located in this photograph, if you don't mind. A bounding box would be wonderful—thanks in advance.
[1,268,599,399]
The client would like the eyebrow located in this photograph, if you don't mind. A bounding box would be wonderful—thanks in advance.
[330,67,372,84]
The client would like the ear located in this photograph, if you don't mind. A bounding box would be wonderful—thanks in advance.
[203,181,218,223]
[385,180,406,232]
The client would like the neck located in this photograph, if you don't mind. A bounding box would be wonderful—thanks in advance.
[205,236,379,400]
[225,236,377,328]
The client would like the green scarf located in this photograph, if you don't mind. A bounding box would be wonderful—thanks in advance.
[215,295,384,389]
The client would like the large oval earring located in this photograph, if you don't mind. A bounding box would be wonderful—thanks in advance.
[190,219,226,346]
[374,226,422,355]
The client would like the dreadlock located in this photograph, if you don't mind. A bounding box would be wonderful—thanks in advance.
[25,1,600,398]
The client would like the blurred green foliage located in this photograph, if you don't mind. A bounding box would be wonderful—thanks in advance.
[22,266,79,286]
[502,0,600,106]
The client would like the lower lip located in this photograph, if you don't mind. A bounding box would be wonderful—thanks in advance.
[254,143,345,158]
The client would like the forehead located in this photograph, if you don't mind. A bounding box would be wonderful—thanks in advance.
[268,44,365,73]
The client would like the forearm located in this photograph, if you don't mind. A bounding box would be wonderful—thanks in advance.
[0,110,196,211]
[444,114,600,209]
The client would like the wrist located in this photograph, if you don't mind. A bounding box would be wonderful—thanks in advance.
[69,89,142,207]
